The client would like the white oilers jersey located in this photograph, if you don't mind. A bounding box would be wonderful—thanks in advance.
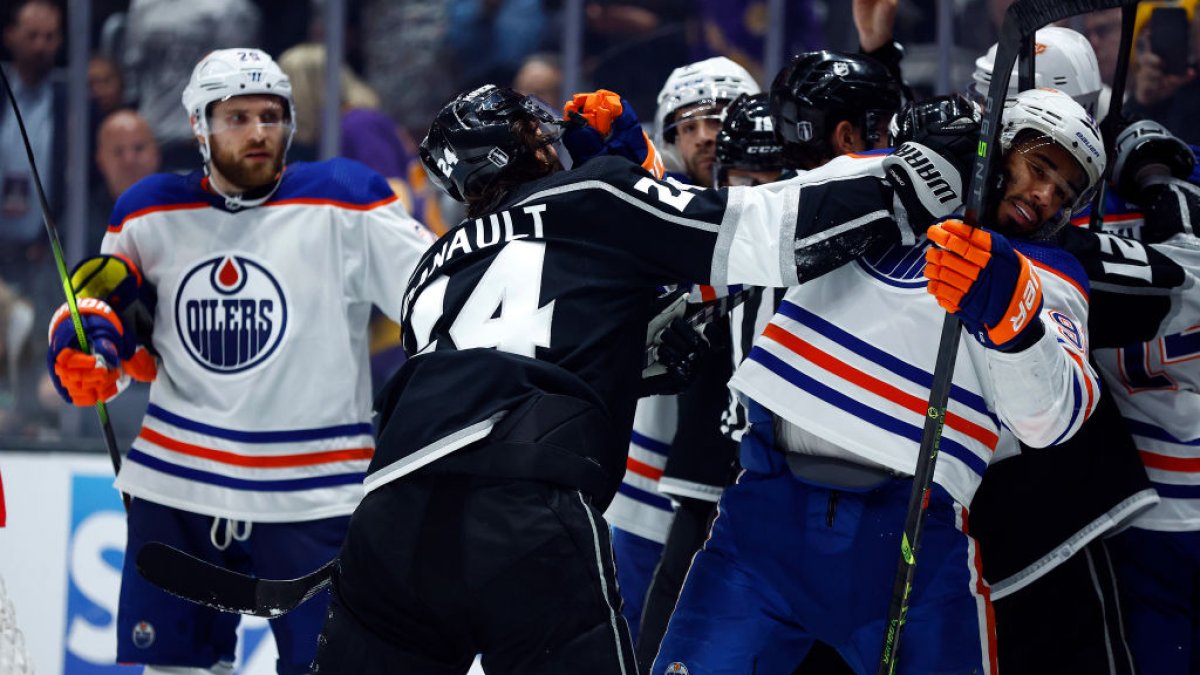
[731,235,1098,508]
[102,159,432,521]
[605,394,677,543]
[1087,232,1200,531]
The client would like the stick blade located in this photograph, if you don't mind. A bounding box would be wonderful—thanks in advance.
[136,541,333,618]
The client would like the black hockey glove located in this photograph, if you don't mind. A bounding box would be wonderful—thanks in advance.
[641,292,708,396]
[641,317,710,396]
[882,141,965,240]
[1139,178,1200,243]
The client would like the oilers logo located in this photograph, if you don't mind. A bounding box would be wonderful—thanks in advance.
[665,663,690,675]
[132,620,156,648]
[857,240,933,289]
[174,254,288,373]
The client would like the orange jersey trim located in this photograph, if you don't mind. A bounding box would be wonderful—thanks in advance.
[139,427,374,468]
[761,324,1000,450]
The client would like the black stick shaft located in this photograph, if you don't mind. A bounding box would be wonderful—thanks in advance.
[1090,2,1141,229]
[876,314,958,675]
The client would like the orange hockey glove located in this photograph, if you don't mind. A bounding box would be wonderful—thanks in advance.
[925,219,1044,350]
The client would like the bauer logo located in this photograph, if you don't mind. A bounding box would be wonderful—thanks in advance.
[174,254,288,374]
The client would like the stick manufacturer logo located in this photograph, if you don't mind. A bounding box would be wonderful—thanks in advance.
[174,254,289,374]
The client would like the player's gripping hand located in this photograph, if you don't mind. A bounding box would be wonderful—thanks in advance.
[563,90,665,178]
[47,298,154,406]
[881,141,965,238]
[924,219,1045,351]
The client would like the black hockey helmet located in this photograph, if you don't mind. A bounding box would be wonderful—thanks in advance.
[420,85,564,202]
[714,93,784,185]
[769,51,903,166]
[889,93,981,180]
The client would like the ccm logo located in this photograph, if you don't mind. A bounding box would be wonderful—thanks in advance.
[1008,272,1041,332]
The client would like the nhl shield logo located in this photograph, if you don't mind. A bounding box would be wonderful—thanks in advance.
[174,254,289,373]
[132,620,156,648]
[665,663,690,675]
[833,61,850,76]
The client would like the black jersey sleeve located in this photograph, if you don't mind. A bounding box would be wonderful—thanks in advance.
[1058,226,1190,348]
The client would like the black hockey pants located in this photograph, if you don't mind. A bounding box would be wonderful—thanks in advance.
[310,472,637,674]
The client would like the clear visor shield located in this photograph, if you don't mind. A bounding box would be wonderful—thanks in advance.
[521,95,571,169]
[1013,138,1092,217]
[207,104,294,136]
[661,99,727,140]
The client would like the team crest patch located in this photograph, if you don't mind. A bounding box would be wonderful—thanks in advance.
[132,620,155,648]
[857,240,933,289]
[174,254,289,373]
[665,662,690,675]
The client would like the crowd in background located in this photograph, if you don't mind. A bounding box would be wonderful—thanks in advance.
[1,0,1199,449]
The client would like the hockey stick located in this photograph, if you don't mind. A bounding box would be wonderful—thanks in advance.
[0,65,129,510]
[1089,2,1141,230]
[136,542,336,617]
[875,2,1140,673]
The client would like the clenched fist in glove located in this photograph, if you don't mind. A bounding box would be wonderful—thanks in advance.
[882,141,966,240]
[47,298,153,405]
[562,89,665,178]
[925,219,1045,351]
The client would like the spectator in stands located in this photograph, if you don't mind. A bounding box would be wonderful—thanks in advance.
[513,52,563,106]
[445,0,549,89]
[1128,4,1200,144]
[361,0,454,134]
[89,110,160,251]
[0,0,66,334]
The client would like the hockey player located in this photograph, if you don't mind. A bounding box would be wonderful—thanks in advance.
[43,49,432,675]
[961,27,1156,675]
[309,83,969,673]
[634,53,905,674]
[1080,120,1200,675]
[632,91,784,672]
[652,87,1106,675]
[969,26,1106,118]
[604,55,759,644]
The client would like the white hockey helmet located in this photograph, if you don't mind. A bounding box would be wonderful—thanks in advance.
[654,57,760,147]
[999,88,1106,232]
[181,48,296,166]
[971,27,1102,117]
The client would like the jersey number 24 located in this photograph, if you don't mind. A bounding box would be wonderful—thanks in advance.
[408,241,556,357]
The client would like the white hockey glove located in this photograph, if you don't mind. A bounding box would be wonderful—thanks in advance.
[882,141,965,242]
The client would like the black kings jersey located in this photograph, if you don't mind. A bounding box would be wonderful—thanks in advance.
[367,155,900,505]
